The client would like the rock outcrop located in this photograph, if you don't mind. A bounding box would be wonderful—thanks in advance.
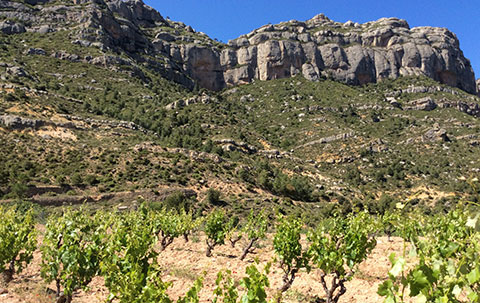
[385,85,463,97]
[0,0,476,94]
[0,20,26,34]
[438,99,480,118]
[406,97,437,111]
[165,94,217,110]
[423,126,450,142]
[296,132,355,149]
[222,15,476,93]
[214,139,258,154]
[0,115,45,130]
[0,114,148,133]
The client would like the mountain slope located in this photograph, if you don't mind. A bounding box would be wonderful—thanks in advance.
[0,0,476,93]
[1,0,480,217]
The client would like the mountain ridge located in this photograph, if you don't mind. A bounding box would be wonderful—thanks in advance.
[3,0,480,211]
[0,0,477,94]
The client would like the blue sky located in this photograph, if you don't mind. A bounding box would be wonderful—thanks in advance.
[145,0,479,78]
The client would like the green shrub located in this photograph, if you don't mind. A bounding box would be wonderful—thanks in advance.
[205,188,221,205]
[163,191,191,211]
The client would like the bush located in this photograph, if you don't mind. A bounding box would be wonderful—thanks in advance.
[9,183,28,199]
[272,171,314,202]
[163,191,191,211]
[205,188,221,205]
[71,173,83,186]
[85,174,99,186]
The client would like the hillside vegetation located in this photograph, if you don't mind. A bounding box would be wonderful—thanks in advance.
[2,1,480,303]
[2,27,480,215]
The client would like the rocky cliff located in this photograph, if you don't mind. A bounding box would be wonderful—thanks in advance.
[223,15,476,94]
[0,0,477,94]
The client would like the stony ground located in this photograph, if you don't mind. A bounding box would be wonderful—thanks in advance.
[0,229,410,303]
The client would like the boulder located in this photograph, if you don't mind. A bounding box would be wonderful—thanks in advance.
[155,32,176,42]
[36,25,52,34]
[406,97,437,111]
[51,51,81,62]
[24,48,46,56]
[423,127,450,142]
[302,63,320,81]
[6,66,28,78]
[0,21,26,35]
[0,115,45,130]
[222,144,237,152]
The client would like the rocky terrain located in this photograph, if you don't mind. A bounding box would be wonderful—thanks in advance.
[224,15,476,93]
[2,3,480,303]
[2,2,480,303]
[1,0,480,216]
[0,0,477,93]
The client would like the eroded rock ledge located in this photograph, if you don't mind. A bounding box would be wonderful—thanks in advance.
[0,0,476,94]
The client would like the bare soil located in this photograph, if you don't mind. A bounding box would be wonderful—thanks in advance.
[0,233,406,303]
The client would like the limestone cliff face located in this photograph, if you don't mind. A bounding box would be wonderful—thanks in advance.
[0,0,476,94]
[222,15,476,93]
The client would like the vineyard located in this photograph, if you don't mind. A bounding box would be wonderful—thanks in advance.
[0,202,479,303]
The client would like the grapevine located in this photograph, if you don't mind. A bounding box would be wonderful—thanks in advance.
[239,209,268,261]
[41,209,107,302]
[308,211,377,303]
[0,206,36,285]
[273,215,309,302]
[204,209,228,257]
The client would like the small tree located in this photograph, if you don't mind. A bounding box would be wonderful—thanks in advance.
[273,216,309,302]
[204,209,228,257]
[9,183,28,199]
[163,190,190,211]
[307,212,377,303]
[70,173,83,186]
[0,207,36,285]
[240,210,268,261]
